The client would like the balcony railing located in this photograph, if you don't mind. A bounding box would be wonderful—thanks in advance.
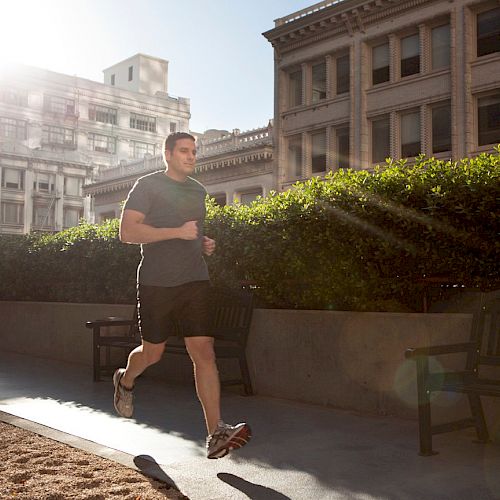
[274,0,344,26]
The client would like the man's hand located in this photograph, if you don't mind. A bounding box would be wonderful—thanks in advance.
[178,220,199,240]
[202,236,216,256]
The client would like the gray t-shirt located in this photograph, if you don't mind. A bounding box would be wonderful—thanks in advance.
[123,170,209,287]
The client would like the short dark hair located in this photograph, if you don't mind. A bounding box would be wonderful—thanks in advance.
[163,132,195,153]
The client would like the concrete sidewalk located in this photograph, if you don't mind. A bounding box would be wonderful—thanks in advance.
[0,351,499,500]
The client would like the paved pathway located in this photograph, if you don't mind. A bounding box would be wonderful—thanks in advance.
[1,351,499,499]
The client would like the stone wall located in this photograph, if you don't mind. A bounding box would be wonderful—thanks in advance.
[2,300,497,428]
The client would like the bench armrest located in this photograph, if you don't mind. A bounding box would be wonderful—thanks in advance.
[85,317,135,328]
[405,342,476,359]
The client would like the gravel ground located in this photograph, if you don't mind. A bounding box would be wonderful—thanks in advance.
[0,421,188,499]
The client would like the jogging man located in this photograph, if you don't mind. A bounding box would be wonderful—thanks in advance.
[114,132,251,459]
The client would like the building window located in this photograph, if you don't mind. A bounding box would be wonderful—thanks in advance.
[128,66,133,81]
[336,55,350,95]
[88,132,116,154]
[0,88,28,107]
[287,134,302,179]
[432,104,451,153]
[0,117,27,140]
[431,24,450,70]
[336,126,350,169]
[88,104,117,125]
[170,122,177,133]
[210,193,226,207]
[99,211,116,223]
[401,111,421,157]
[312,62,327,102]
[129,140,156,159]
[130,113,157,132]
[311,130,327,173]
[288,69,302,108]
[64,177,82,197]
[33,205,55,228]
[372,116,390,163]
[478,94,500,146]
[239,188,263,205]
[111,74,115,86]
[1,168,24,190]
[401,34,420,77]
[372,43,390,85]
[63,207,82,228]
[2,167,24,191]
[43,94,75,115]
[477,8,500,57]
[1,202,23,225]
[42,125,76,149]
[33,172,56,193]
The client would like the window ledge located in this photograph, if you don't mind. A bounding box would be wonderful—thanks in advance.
[367,68,450,94]
[282,94,350,117]
[474,144,500,154]
[472,52,500,68]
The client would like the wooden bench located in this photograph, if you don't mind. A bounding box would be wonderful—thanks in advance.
[405,290,500,455]
[85,287,255,395]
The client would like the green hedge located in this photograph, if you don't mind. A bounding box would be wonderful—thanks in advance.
[0,151,498,310]
[0,220,139,304]
[205,151,499,310]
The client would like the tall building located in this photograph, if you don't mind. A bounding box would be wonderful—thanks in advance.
[263,0,500,191]
[84,122,274,221]
[0,54,190,234]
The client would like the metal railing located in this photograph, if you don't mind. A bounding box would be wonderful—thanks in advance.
[274,0,345,26]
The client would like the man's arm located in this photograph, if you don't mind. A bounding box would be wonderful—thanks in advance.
[119,209,198,244]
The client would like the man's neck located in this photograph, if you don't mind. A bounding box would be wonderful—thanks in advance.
[165,169,187,183]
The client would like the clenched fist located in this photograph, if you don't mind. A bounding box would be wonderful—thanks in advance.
[202,236,216,256]
[178,220,198,240]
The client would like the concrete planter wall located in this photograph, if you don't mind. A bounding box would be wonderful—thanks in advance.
[1,300,497,427]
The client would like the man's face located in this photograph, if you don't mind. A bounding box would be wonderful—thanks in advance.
[165,138,196,180]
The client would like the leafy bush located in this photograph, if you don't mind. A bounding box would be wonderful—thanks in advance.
[205,151,499,310]
[0,151,498,310]
[0,219,139,304]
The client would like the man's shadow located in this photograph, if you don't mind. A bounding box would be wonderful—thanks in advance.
[134,455,180,492]
[218,473,291,500]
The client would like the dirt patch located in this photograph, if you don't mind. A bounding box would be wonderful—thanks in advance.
[0,421,188,499]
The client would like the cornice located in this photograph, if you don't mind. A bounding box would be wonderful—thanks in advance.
[83,178,136,196]
[195,148,274,173]
[76,88,191,117]
[195,162,273,184]
[265,0,438,54]
[0,150,90,170]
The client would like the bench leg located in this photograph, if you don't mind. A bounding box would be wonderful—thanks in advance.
[468,393,489,443]
[239,355,253,396]
[92,327,101,382]
[416,357,437,456]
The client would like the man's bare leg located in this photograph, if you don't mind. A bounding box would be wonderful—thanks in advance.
[184,336,221,434]
[121,340,166,389]
[113,340,166,418]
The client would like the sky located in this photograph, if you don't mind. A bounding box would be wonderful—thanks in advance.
[0,0,318,133]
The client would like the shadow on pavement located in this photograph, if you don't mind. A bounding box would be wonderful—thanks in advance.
[217,473,291,499]
[134,454,182,491]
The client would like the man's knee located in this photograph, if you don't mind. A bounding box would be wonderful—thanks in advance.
[142,341,165,365]
[185,337,216,365]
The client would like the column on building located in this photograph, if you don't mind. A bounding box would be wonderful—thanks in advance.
[55,165,64,231]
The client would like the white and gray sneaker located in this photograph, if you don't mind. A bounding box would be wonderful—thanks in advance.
[206,421,252,459]
[113,368,134,418]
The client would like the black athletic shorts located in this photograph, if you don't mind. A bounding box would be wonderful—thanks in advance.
[137,280,211,344]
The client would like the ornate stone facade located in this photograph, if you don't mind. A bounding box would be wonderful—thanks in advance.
[0,55,190,233]
[263,0,500,190]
